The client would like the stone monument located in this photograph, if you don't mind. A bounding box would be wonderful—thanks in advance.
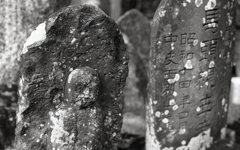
[15,4,128,150]
[117,9,150,136]
[147,0,236,149]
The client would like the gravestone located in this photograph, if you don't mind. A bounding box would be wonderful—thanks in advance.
[15,4,128,150]
[117,9,150,136]
[0,0,70,149]
[147,0,235,150]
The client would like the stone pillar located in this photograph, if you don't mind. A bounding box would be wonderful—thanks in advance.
[15,4,128,150]
[117,9,150,136]
[0,0,70,149]
[147,0,235,149]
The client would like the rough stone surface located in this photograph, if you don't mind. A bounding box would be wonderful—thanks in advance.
[15,4,128,150]
[147,0,235,149]
[117,9,150,136]
[0,0,70,149]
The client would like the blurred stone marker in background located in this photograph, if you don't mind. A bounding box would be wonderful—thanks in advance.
[117,9,150,137]
[147,0,235,149]
[15,4,128,150]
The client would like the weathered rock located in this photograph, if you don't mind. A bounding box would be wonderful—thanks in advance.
[147,0,235,149]
[15,4,128,150]
[117,9,150,136]
[0,0,70,149]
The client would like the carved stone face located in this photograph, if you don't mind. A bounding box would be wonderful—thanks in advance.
[65,67,99,108]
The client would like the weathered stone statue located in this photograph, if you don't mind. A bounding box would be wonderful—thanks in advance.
[15,4,128,150]
[0,0,70,149]
[147,0,235,149]
[117,9,150,136]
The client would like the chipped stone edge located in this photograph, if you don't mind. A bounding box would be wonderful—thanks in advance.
[21,21,46,55]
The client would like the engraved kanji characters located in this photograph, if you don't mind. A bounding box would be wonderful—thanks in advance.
[162,69,178,95]
[200,38,218,61]
[203,9,219,33]
[181,33,196,45]
[165,51,178,65]
[196,119,210,132]
[165,34,178,43]
[197,95,212,116]
[178,94,191,108]
[179,80,191,89]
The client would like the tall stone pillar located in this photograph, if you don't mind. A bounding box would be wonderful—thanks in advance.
[147,0,236,149]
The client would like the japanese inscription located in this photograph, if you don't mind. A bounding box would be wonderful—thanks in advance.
[147,0,236,149]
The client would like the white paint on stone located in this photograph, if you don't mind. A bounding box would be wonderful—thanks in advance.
[181,140,187,145]
[159,10,166,17]
[205,82,209,86]
[183,2,187,7]
[164,110,170,115]
[209,61,215,68]
[196,107,201,112]
[157,127,162,132]
[172,105,179,111]
[175,74,180,81]
[155,111,161,118]
[168,79,175,84]
[179,127,186,135]
[169,99,176,106]
[222,98,226,106]
[195,0,203,7]
[184,60,193,69]
[227,13,233,26]
[200,42,206,47]
[162,118,169,124]
[173,91,178,97]
[224,104,228,112]
[200,71,208,78]
[205,0,217,10]
[193,40,198,46]
[22,22,46,54]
